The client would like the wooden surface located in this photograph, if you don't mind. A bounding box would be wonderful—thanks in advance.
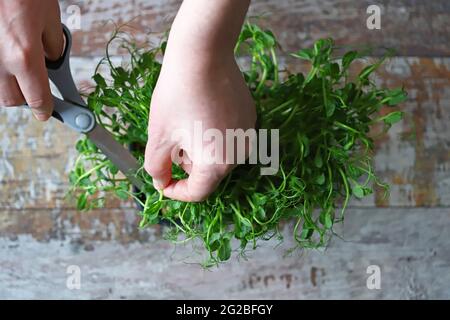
[60,0,450,57]
[0,0,449,299]
[1,208,449,299]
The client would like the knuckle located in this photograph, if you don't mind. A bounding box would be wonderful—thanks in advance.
[11,46,35,69]
[27,97,50,109]
[0,98,25,107]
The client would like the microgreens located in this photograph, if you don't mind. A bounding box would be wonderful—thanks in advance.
[68,23,407,266]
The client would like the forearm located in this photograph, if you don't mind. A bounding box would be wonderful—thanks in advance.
[165,0,251,61]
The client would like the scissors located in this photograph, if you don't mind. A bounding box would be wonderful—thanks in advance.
[25,25,144,191]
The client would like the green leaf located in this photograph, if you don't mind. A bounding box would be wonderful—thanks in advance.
[292,48,314,61]
[315,174,326,185]
[300,227,314,240]
[78,176,92,188]
[342,51,358,69]
[109,163,119,175]
[324,212,333,229]
[218,238,232,261]
[329,63,340,79]
[115,182,130,200]
[240,216,253,228]
[69,171,78,185]
[208,233,221,252]
[75,139,86,153]
[314,149,324,168]
[238,28,253,43]
[383,111,404,125]
[256,29,276,47]
[297,134,310,158]
[386,89,407,106]
[314,38,333,54]
[352,185,365,199]
[86,139,98,152]
[141,199,162,226]
[77,193,88,211]
[93,74,107,88]
[289,176,305,192]
[325,100,336,117]
[115,189,129,200]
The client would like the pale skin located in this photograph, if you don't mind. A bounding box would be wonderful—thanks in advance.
[0,0,255,202]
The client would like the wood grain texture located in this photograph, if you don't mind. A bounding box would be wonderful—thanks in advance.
[58,0,450,57]
[0,208,448,299]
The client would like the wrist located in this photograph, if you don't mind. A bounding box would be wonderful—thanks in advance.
[164,0,250,63]
[164,32,235,68]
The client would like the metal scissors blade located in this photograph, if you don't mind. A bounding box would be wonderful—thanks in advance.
[87,125,144,191]
[45,25,145,191]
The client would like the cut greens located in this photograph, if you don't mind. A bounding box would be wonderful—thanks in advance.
[69,23,407,265]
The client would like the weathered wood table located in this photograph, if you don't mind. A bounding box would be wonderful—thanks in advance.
[0,0,449,299]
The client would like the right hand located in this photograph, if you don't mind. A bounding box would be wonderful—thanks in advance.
[144,0,255,202]
[0,0,64,121]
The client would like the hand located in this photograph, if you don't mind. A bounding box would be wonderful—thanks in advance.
[0,0,64,121]
[144,0,255,202]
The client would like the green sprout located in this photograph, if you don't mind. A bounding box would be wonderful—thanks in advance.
[68,23,407,266]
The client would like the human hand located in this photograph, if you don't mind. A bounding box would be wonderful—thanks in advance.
[144,0,255,202]
[0,0,64,121]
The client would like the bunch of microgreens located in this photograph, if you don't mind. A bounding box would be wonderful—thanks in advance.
[69,23,406,265]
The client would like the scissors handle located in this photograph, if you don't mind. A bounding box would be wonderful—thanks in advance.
[45,24,96,133]
[52,97,96,133]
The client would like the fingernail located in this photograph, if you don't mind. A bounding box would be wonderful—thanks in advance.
[33,113,50,122]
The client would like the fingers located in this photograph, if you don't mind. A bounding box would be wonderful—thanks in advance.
[163,164,227,202]
[144,138,175,190]
[0,75,25,106]
[0,0,62,120]
[15,45,54,121]
[42,0,64,61]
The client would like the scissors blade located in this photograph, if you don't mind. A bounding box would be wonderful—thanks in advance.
[87,124,145,191]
